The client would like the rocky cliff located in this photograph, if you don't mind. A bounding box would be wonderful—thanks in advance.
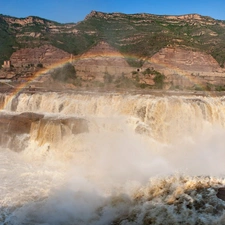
[143,47,225,88]
[1,11,225,66]
[74,41,132,81]
[10,45,71,67]
[0,112,88,151]
[1,11,225,90]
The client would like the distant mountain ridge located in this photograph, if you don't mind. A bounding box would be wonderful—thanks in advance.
[0,10,225,68]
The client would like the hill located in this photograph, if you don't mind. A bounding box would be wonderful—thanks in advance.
[0,11,225,91]
[1,11,225,67]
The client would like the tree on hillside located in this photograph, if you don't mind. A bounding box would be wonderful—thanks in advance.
[153,72,165,89]
[50,63,76,82]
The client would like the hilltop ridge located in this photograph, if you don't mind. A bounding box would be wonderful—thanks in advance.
[84,10,218,26]
[0,11,225,66]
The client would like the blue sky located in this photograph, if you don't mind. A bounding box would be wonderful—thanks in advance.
[1,0,225,23]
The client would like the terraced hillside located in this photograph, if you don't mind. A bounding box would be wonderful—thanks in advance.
[0,11,225,68]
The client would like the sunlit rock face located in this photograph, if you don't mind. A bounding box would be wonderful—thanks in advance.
[144,47,225,88]
[74,41,133,81]
[1,91,225,224]
[10,45,71,67]
[1,11,225,90]
[150,47,220,72]
[0,111,88,151]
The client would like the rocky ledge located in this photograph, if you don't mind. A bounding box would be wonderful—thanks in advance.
[0,112,88,151]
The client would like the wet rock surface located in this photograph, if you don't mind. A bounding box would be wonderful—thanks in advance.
[0,112,88,151]
[217,187,225,201]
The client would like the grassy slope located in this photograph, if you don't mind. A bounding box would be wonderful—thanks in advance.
[0,12,225,67]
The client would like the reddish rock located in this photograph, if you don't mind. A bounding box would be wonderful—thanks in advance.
[10,45,71,67]
[74,41,133,81]
[144,47,225,88]
[149,47,220,72]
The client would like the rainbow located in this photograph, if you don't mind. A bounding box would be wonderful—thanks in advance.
[1,50,215,110]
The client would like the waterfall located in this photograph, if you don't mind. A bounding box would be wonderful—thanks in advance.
[2,92,225,143]
[1,91,225,225]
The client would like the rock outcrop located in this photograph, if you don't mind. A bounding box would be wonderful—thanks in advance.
[10,45,71,67]
[0,9,225,90]
[2,16,52,26]
[0,112,88,151]
[3,43,225,90]
[144,47,225,88]
[149,47,220,72]
[74,41,133,81]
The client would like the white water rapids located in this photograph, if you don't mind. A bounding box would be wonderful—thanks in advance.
[1,92,225,224]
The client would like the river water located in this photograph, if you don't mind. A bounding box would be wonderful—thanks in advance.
[1,91,225,224]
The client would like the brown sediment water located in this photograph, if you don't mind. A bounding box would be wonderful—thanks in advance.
[1,91,225,224]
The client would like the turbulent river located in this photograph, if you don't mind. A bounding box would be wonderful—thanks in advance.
[1,91,225,224]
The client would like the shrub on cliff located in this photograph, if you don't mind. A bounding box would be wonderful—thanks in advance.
[50,63,76,82]
[37,63,43,68]
[153,71,165,89]
[103,73,114,83]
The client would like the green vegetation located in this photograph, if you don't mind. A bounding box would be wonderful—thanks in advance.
[126,58,144,67]
[72,77,82,87]
[77,13,225,66]
[50,63,76,82]
[153,72,165,89]
[142,68,152,76]
[142,67,165,89]
[1,11,225,68]
[114,74,137,88]
[215,85,225,91]
[0,17,18,67]
[103,73,114,83]
[36,63,43,68]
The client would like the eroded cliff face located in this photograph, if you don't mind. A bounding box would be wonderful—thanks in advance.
[74,43,225,89]
[10,45,71,67]
[143,47,225,88]
[1,15,77,36]
[1,11,225,69]
[3,16,49,26]
[1,11,225,91]
[74,41,133,81]
[149,47,220,72]
[6,42,225,90]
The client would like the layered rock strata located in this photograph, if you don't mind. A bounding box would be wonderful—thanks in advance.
[10,45,71,67]
[74,41,133,81]
[144,47,225,88]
